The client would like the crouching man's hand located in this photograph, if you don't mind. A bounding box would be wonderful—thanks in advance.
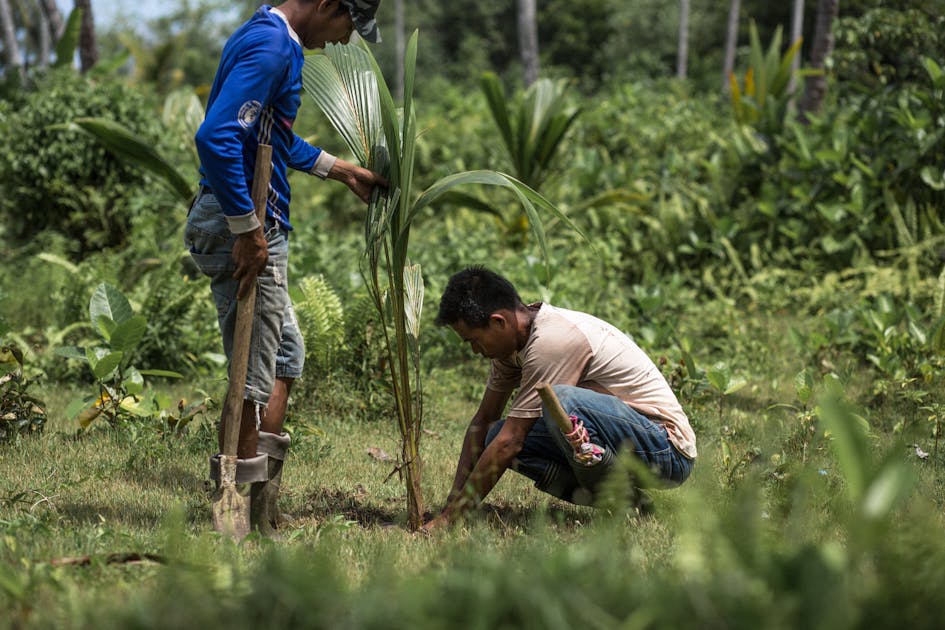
[421,511,451,534]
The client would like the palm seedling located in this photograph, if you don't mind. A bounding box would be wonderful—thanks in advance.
[474,73,580,240]
[301,33,583,529]
[480,72,581,192]
[467,72,643,243]
[728,22,803,136]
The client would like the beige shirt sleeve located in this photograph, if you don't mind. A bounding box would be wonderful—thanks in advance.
[486,357,521,395]
[505,319,593,419]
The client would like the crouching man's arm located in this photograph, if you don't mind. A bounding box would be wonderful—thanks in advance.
[425,390,534,531]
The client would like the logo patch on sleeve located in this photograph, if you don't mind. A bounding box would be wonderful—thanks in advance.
[237,100,262,129]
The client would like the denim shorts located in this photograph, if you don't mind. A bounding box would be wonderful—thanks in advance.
[184,190,304,405]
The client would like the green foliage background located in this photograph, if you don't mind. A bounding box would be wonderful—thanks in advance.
[0,70,169,257]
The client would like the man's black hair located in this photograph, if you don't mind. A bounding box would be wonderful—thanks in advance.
[435,266,523,328]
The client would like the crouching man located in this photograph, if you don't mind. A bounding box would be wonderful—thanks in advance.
[424,267,696,531]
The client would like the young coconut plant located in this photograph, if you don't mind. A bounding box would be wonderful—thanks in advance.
[443,73,644,245]
[302,32,584,530]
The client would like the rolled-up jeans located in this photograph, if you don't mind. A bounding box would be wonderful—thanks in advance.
[184,189,304,406]
[485,385,694,505]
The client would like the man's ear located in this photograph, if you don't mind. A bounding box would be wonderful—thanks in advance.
[488,313,509,329]
[317,0,341,15]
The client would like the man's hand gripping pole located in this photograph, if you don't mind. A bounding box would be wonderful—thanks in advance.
[535,383,605,466]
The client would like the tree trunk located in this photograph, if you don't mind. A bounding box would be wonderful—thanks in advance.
[74,0,97,72]
[38,3,51,66]
[394,0,404,100]
[721,0,741,93]
[798,0,838,121]
[517,0,539,87]
[38,0,64,39]
[37,0,66,68]
[787,0,805,96]
[0,0,23,78]
[677,0,690,79]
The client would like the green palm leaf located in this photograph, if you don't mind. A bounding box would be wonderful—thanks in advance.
[65,117,193,201]
[301,46,383,166]
[480,73,581,189]
[405,170,589,265]
[403,263,424,341]
[53,9,82,69]
[355,38,405,190]
[480,73,515,154]
[397,33,420,254]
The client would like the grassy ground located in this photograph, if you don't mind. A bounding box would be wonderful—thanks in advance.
[3,281,945,628]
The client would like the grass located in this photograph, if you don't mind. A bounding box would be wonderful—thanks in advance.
[3,276,945,628]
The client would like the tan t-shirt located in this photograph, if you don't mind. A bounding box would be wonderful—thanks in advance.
[486,303,697,459]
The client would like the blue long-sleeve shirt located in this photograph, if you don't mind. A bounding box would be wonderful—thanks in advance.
[195,5,334,233]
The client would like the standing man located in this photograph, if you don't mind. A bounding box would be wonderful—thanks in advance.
[185,0,385,535]
[426,267,696,529]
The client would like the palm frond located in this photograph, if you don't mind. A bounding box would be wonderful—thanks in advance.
[480,73,515,158]
[480,75,580,188]
[65,118,193,201]
[404,170,591,265]
[397,32,420,254]
[403,263,424,341]
[356,38,404,190]
[301,45,384,167]
[53,8,82,69]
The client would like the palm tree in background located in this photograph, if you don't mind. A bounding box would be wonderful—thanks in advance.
[393,0,404,98]
[0,0,23,78]
[722,0,740,92]
[37,0,64,65]
[677,0,689,79]
[799,0,838,120]
[787,0,805,96]
[0,0,84,76]
[517,0,539,87]
[74,0,97,72]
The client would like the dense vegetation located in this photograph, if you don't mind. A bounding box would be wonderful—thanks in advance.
[1,1,944,627]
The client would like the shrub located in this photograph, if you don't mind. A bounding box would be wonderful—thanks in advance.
[0,341,46,443]
[130,260,222,375]
[294,274,347,374]
[834,5,945,92]
[0,68,166,257]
